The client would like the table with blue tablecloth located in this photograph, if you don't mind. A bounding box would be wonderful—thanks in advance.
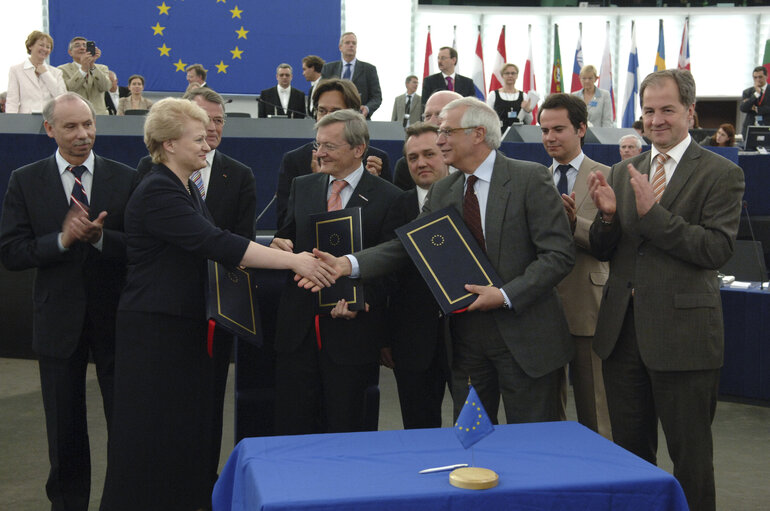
[213,421,687,511]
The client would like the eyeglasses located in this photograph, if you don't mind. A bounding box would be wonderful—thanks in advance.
[210,117,226,127]
[437,126,477,138]
[502,71,518,76]
[313,141,348,152]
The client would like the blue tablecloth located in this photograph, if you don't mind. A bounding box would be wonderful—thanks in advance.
[213,421,687,511]
[720,287,770,401]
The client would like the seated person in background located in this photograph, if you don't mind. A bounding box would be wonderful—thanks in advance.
[573,65,613,127]
[487,63,532,131]
[104,71,129,115]
[619,134,643,160]
[700,123,735,147]
[118,74,153,115]
[6,30,66,113]
[275,78,391,228]
[58,36,112,115]
[258,63,306,119]
[0,91,6,112]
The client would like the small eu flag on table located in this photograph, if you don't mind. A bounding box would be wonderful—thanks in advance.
[454,385,494,449]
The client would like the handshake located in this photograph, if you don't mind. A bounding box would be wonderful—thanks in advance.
[270,236,351,291]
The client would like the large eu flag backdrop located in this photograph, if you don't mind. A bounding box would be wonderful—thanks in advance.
[49,0,341,94]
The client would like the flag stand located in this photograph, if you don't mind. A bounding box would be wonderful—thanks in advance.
[449,466,499,490]
[449,383,499,490]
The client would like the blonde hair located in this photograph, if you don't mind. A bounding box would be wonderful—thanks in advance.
[144,98,209,164]
[579,65,598,79]
[26,31,53,54]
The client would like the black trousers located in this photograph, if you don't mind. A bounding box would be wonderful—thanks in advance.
[38,309,114,511]
[603,305,719,511]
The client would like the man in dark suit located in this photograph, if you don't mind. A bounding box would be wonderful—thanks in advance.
[301,55,325,118]
[0,92,134,511]
[258,63,306,119]
[588,69,745,511]
[393,90,461,191]
[740,65,769,140]
[135,86,257,483]
[275,78,391,228]
[321,32,382,118]
[309,98,575,424]
[539,93,611,439]
[421,47,476,103]
[104,70,129,115]
[385,122,451,429]
[271,109,401,435]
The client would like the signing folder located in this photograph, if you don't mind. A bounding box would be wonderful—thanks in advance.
[395,206,503,314]
[207,261,262,346]
[311,207,365,313]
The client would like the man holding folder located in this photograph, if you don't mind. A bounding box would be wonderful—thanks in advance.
[305,98,575,423]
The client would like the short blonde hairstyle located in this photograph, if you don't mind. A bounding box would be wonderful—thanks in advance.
[500,62,518,75]
[579,65,598,79]
[26,31,53,54]
[144,98,209,164]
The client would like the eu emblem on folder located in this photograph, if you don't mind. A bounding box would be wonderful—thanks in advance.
[310,207,365,313]
[395,207,503,314]
[206,261,262,345]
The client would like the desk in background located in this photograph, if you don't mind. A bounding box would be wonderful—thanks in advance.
[213,421,687,511]
[720,287,770,401]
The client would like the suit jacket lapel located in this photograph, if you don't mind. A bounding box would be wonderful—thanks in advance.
[38,155,71,221]
[574,157,595,211]
[484,151,510,266]
[89,154,117,217]
[23,66,38,89]
[346,170,374,210]
[660,141,700,209]
[206,151,225,209]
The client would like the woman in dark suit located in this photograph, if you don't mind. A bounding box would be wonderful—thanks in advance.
[100,98,331,511]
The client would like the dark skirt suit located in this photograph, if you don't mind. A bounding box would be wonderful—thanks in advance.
[100,164,250,511]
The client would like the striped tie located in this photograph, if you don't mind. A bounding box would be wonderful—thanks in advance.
[191,170,206,199]
[66,165,89,210]
[651,153,669,203]
[327,179,347,211]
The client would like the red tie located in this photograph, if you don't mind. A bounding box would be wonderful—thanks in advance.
[463,174,485,252]
[327,179,347,211]
[446,76,454,91]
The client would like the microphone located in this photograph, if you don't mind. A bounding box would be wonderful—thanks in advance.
[255,96,308,119]
[742,200,767,289]
[256,193,277,225]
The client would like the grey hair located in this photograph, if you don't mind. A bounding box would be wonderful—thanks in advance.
[619,134,642,149]
[315,109,369,152]
[640,69,696,108]
[43,92,95,125]
[277,63,293,73]
[441,97,501,149]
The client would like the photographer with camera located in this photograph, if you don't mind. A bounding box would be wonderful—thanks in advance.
[59,36,112,115]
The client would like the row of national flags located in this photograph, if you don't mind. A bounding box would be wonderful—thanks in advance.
[422,19,692,127]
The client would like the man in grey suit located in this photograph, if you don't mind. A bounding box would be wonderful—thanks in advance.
[307,98,575,423]
[539,93,611,439]
[58,37,112,115]
[321,32,382,118]
[391,75,421,128]
[588,69,745,511]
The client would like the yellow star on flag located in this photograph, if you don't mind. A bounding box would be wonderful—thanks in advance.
[151,22,166,36]
[173,59,187,72]
[215,60,229,74]
[157,2,170,15]
[157,44,171,57]
[235,26,249,39]
[230,6,243,18]
[216,0,226,3]
[230,47,244,60]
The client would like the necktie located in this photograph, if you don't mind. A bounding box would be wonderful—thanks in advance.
[343,63,352,80]
[556,164,571,196]
[463,174,485,252]
[191,169,206,199]
[446,76,454,91]
[651,153,669,203]
[327,179,347,211]
[404,95,412,127]
[67,165,89,208]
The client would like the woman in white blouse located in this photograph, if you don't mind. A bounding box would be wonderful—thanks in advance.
[6,31,66,113]
[487,63,533,130]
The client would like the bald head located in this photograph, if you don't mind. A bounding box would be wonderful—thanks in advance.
[423,90,462,125]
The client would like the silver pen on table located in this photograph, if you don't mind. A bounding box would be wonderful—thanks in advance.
[418,463,468,474]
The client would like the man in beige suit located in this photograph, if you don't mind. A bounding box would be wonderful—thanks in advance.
[539,93,611,439]
[58,37,111,115]
[391,75,421,128]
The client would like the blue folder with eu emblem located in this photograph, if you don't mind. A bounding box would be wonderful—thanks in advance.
[310,207,365,313]
[395,207,503,314]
